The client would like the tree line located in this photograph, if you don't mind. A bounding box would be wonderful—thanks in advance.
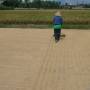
[0,0,90,10]
[0,0,61,9]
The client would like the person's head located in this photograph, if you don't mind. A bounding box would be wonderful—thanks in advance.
[55,11,61,16]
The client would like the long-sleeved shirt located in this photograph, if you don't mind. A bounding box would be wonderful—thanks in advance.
[53,16,63,25]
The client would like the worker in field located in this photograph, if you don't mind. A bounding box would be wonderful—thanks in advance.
[53,11,63,42]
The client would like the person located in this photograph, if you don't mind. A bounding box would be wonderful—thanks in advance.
[53,11,63,42]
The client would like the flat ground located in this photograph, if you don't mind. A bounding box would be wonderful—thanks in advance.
[0,28,90,90]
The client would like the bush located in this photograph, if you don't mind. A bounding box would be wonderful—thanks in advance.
[0,5,14,10]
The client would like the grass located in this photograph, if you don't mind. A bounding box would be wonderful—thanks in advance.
[0,9,90,29]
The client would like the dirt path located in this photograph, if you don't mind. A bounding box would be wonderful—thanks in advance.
[0,28,90,90]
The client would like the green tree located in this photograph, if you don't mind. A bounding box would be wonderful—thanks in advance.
[33,0,41,9]
[2,0,21,7]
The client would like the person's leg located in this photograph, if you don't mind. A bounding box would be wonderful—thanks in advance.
[58,29,61,40]
[54,29,61,42]
[56,29,61,41]
[54,29,59,41]
[57,29,60,40]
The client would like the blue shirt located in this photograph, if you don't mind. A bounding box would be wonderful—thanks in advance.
[53,16,63,25]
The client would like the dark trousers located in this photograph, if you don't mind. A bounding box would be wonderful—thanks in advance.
[54,29,61,41]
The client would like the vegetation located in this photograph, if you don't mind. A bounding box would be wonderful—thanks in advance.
[0,10,90,29]
[1,0,60,9]
[0,10,90,24]
[0,5,14,10]
[1,0,90,9]
[1,0,90,10]
[2,0,21,8]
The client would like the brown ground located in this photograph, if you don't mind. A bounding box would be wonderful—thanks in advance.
[0,28,90,90]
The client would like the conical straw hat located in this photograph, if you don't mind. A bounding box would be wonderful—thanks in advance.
[55,11,61,16]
